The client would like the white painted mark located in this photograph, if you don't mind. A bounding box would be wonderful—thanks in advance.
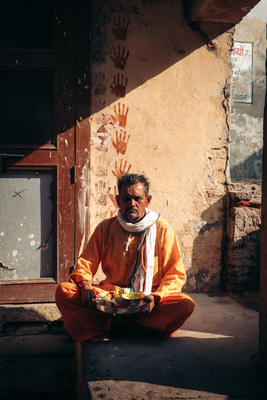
[12,250,18,257]
[18,237,22,242]
[30,240,36,246]
[0,232,4,236]
[29,234,35,238]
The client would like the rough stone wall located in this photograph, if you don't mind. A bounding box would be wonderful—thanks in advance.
[85,0,234,292]
[225,184,261,292]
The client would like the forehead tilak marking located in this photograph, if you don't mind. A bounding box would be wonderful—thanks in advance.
[126,186,142,196]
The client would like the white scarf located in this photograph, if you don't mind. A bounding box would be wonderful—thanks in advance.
[117,209,160,295]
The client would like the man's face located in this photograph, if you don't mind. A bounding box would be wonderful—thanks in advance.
[116,182,152,223]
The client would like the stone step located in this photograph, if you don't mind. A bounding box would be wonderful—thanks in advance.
[0,334,76,399]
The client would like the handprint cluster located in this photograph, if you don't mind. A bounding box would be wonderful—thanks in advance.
[110,16,130,97]
[92,14,132,219]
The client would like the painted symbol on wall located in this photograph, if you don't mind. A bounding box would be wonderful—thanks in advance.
[111,74,128,97]
[111,16,130,41]
[111,45,129,70]
[93,125,111,151]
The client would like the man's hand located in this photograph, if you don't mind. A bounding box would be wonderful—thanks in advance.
[80,282,96,309]
[140,294,156,314]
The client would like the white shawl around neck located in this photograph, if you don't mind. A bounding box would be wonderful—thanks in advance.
[117,209,160,295]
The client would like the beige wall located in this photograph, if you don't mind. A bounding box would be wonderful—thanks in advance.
[86,0,234,291]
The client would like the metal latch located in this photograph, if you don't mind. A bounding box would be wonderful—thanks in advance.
[70,165,76,184]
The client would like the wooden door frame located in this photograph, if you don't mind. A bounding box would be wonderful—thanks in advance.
[0,1,82,303]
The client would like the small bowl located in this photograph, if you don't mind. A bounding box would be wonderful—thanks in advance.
[121,292,143,307]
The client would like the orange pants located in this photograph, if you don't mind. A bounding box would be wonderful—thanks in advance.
[55,282,195,343]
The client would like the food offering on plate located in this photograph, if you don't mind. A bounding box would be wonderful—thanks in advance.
[120,292,143,307]
[95,287,144,308]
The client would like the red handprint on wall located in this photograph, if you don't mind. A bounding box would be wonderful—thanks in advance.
[93,72,107,96]
[111,45,129,70]
[109,185,119,209]
[111,159,131,180]
[93,181,111,206]
[110,74,128,98]
[112,130,130,155]
[111,16,130,41]
[111,102,129,128]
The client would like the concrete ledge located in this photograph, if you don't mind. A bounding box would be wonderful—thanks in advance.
[80,293,267,400]
[0,303,61,322]
[0,303,65,337]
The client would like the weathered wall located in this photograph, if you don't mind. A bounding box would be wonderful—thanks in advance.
[87,0,234,292]
[225,184,261,292]
[229,1,267,180]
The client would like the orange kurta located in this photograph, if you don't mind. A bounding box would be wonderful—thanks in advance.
[56,216,194,342]
[70,216,187,300]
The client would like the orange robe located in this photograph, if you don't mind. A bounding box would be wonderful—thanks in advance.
[56,216,194,342]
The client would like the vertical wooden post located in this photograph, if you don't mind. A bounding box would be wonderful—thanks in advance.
[260,53,267,371]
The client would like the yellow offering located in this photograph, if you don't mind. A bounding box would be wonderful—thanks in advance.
[121,292,143,307]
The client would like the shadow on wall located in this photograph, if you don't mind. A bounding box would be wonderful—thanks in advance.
[91,1,233,113]
[0,0,235,156]
[230,148,263,181]
[185,197,227,292]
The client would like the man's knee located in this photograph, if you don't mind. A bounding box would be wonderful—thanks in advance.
[55,282,77,306]
[178,295,195,318]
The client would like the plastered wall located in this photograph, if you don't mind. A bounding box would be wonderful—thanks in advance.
[87,0,234,291]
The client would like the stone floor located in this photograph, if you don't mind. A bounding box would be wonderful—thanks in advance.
[0,292,266,400]
[80,292,267,400]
